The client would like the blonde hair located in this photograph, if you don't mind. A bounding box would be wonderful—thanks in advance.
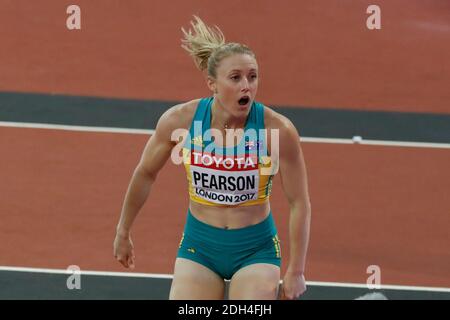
[181,16,256,78]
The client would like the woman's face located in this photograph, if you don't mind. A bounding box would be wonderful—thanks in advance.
[208,53,259,118]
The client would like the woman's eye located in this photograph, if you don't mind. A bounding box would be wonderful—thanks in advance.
[230,74,257,81]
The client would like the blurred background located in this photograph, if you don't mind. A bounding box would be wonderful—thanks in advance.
[0,0,449,299]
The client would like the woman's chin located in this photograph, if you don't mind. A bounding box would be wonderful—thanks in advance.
[236,102,251,112]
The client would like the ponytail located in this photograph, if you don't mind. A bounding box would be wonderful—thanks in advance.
[181,16,255,78]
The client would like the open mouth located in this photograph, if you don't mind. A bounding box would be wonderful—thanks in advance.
[238,96,250,106]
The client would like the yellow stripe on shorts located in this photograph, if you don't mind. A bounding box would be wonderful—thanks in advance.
[272,234,281,258]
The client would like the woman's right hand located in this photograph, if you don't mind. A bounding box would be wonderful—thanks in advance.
[113,231,136,269]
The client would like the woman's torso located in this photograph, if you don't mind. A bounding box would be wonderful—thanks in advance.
[173,98,277,229]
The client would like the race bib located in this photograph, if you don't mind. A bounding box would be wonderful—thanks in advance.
[190,152,259,205]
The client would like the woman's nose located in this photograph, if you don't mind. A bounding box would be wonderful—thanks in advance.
[241,78,250,91]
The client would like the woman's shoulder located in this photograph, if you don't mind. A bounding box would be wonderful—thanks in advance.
[158,98,201,131]
[262,104,301,153]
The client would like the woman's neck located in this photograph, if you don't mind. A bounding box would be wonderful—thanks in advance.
[211,98,246,130]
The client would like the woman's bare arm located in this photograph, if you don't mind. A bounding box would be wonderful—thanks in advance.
[267,108,312,299]
[114,101,195,268]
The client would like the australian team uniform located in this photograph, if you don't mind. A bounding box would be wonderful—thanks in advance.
[176,97,281,280]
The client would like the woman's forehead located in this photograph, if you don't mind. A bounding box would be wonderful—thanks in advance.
[218,54,258,73]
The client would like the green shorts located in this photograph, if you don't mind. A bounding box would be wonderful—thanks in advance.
[177,209,281,280]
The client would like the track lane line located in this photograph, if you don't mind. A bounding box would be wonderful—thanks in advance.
[1,121,449,149]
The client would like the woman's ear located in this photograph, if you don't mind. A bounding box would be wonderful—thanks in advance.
[206,76,217,94]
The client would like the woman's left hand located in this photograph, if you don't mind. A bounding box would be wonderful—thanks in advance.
[280,272,307,300]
